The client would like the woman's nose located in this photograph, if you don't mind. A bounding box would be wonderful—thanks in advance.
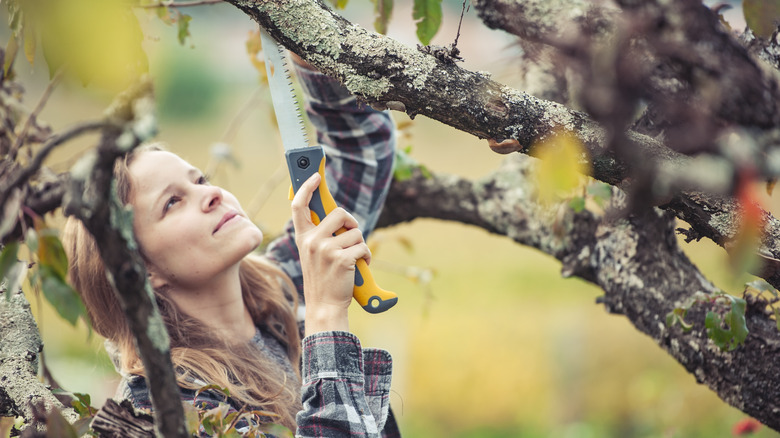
[201,185,223,211]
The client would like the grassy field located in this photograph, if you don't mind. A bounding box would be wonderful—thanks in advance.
[12,3,780,437]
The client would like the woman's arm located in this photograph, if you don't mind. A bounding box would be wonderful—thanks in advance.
[290,173,392,437]
[264,65,396,301]
[297,332,393,437]
[265,62,398,437]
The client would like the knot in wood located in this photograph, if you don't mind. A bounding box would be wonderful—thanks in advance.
[416,43,464,64]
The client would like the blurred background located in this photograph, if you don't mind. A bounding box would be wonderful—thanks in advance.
[6,0,780,436]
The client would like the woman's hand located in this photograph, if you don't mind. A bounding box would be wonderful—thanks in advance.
[291,173,371,336]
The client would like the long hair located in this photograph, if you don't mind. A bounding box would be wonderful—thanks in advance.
[62,144,302,430]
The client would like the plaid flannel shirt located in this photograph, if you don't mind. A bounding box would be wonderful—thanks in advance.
[117,67,400,437]
[266,66,399,438]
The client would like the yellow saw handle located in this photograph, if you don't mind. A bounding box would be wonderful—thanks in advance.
[287,146,398,313]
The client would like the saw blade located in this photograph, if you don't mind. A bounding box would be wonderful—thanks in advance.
[260,28,309,151]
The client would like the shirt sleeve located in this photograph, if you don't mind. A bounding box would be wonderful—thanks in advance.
[264,66,396,301]
[296,331,393,438]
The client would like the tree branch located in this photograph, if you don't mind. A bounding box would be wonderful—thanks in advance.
[8,68,64,161]
[225,0,780,287]
[0,288,78,425]
[378,157,780,429]
[61,79,189,438]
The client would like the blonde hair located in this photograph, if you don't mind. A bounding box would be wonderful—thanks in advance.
[62,144,302,430]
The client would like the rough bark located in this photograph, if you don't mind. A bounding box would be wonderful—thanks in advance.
[222,0,780,289]
[60,80,189,438]
[378,155,780,429]
[1,0,780,433]
[0,288,78,425]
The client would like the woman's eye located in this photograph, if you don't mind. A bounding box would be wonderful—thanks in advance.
[164,196,180,213]
[197,175,210,185]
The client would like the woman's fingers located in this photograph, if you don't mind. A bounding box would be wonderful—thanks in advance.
[291,172,321,234]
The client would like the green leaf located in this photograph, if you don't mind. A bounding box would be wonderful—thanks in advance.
[728,297,749,347]
[259,423,294,438]
[40,265,86,326]
[70,392,95,418]
[373,0,393,34]
[155,6,175,25]
[0,242,20,284]
[704,297,749,351]
[568,196,585,213]
[704,311,732,351]
[201,416,216,436]
[665,311,675,328]
[393,146,430,182]
[38,230,69,280]
[182,402,201,435]
[746,279,778,297]
[774,307,780,332]
[743,0,780,38]
[412,0,442,45]
[195,384,230,400]
[586,182,612,206]
[177,13,192,46]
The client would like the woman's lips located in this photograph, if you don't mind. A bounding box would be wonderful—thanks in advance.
[214,211,239,234]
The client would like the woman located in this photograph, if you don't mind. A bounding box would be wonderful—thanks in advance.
[63,61,398,437]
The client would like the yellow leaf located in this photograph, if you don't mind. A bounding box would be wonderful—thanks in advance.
[5,37,19,77]
[245,30,267,83]
[23,22,35,66]
[34,0,148,91]
[532,130,590,203]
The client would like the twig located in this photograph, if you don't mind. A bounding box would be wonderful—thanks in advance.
[0,120,110,215]
[9,68,64,161]
[137,0,223,8]
[65,128,189,438]
[452,0,469,51]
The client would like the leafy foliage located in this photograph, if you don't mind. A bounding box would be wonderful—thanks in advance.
[667,290,749,351]
[0,241,20,300]
[372,0,394,35]
[393,145,432,181]
[178,13,193,45]
[25,224,90,328]
[568,181,613,214]
[70,392,99,418]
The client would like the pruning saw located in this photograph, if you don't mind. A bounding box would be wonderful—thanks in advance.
[259,28,398,314]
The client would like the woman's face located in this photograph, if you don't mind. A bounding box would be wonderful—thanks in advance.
[128,150,263,290]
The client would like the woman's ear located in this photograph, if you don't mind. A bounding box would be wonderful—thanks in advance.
[147,269,169,292]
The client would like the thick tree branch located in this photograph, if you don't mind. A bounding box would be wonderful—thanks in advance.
[61,79,188,438]
[378,157,780,430]
[0,288,78,426]
[225,0,780,287]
